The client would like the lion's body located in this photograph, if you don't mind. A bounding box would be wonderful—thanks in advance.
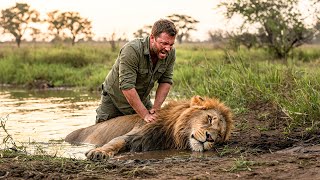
[65,114,143,146]
[65,96,234,160]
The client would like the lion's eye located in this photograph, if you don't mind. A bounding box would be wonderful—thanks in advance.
[208,115,212,124]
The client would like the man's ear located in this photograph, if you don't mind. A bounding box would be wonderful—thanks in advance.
[150,34,155,41]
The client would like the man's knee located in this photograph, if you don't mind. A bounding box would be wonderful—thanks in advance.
[95,93,122,123]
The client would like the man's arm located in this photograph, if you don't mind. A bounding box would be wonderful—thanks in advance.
[122,88,156,123]
[151,83,171,112]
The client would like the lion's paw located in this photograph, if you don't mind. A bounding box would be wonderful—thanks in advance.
[85,148,115,161]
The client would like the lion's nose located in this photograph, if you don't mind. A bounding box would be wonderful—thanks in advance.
[206,132,214,142]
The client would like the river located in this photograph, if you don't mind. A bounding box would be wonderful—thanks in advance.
[0,87,217,160]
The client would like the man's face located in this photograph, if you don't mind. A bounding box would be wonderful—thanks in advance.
[151,32,175,60]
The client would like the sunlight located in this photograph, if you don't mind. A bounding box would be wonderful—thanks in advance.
[1,0,225,41]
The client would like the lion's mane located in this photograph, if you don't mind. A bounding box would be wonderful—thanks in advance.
[126,96,233,151]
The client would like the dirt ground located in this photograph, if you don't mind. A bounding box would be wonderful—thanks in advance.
[1,101,320,180]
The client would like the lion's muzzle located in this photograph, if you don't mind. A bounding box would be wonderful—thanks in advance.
[205,132,215,142]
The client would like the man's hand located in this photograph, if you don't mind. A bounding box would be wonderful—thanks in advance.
[149,108,157,114]
[143,110,157,123]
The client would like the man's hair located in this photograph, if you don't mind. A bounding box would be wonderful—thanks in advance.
[151,19,177,38]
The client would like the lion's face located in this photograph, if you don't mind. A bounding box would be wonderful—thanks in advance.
[189,109,227,151]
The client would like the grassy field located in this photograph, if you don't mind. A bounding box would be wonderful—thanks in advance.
[0,43,118,90]
[0,42,319,133]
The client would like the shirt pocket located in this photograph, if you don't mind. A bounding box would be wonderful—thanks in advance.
[154,67,166,81]
[136,68,149,83]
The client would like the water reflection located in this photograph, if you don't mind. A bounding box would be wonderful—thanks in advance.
[0,88,99,159]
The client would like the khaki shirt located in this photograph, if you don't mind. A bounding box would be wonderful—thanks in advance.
[103,36,176,114]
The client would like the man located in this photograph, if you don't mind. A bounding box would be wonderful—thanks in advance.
[96,19,177,124]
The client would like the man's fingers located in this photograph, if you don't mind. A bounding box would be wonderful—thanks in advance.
[144,113,157,123]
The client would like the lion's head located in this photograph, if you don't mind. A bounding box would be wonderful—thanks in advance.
[128,96,234,152]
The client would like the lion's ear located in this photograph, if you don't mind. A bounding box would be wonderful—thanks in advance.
[192,105,206,110]
[191,95,205,106]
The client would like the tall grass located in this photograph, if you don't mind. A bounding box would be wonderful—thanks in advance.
[0,43,117,90]
[0,43,319,133]
[173,46,320,133]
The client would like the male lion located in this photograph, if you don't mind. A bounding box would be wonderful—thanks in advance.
[65,96,234,161]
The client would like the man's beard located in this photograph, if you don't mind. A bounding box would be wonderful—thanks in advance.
[152,45,168,60]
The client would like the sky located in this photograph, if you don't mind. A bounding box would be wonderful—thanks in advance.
[0,0,235,41]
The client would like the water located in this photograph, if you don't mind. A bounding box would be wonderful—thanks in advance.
[0,88,98,159]
[0,87,219,160]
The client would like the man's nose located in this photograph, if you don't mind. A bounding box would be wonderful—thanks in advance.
[164,46,171,51]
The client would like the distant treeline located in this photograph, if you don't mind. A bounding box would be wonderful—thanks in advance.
[1,1,320,61]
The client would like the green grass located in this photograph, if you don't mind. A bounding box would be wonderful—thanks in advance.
[0,43,116,90]
[225,156,255,172]
[173,45,320,132]
[0,42,320,133]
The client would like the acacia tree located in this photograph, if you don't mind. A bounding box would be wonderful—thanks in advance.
[167,14,199,43]
[47,11,93,45]
[219,0,315,60]
[133,25,151,38]
[62,12,93,45]
[0,3,40,47]
[208,29,225,44]
[47,10,65,41]
[315,20,320,41]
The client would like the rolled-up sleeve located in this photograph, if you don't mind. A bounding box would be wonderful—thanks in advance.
[158,49,175,85]
[119,46,139,90]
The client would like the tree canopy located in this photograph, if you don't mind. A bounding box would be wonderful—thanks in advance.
[218,0,316,59]
[133,25,151,38]
[0,3,40,47]
[47,11,93,45]
[167,14,199,43]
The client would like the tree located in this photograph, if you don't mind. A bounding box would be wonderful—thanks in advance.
[59,12,93,45]
[167,14,199,43]
[230,31,260,50]
[219,0,315,60]
[30,27,44,42]
[47,10,65,41]
[47,11,92,44]
[0,3,40,47]
[208,29,225,44]
[315,20,320,41]
[133,25,151,38]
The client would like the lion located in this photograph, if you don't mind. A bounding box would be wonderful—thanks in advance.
[65,96,234,161]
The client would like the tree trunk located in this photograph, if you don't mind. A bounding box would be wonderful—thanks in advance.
[16,37,21,48]
[72,36,76,46]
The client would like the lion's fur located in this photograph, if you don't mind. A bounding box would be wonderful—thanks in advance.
[127,96,234,151]
[65,96,234,154]
[65,114,143,146]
